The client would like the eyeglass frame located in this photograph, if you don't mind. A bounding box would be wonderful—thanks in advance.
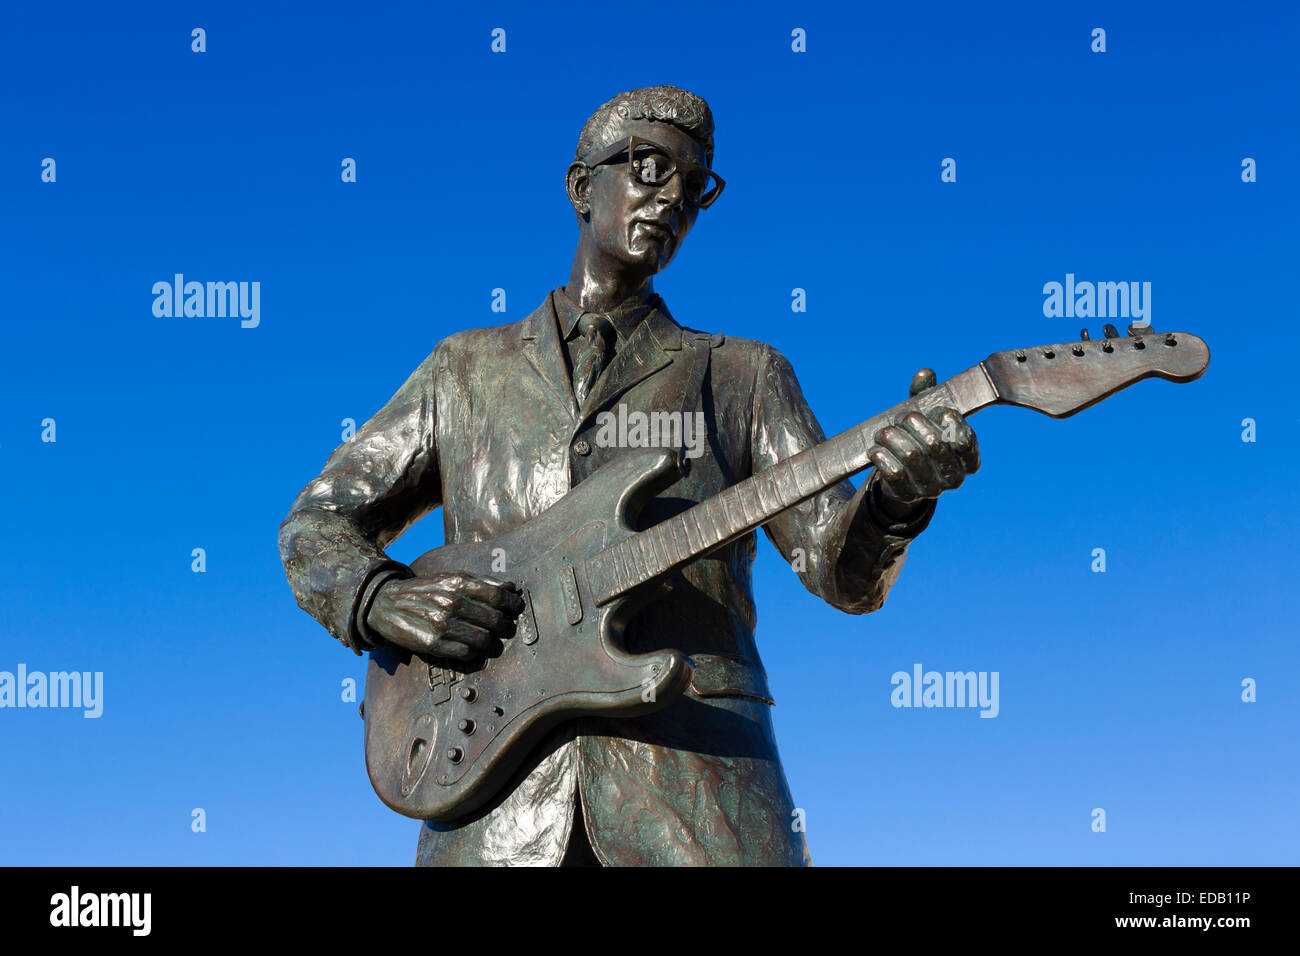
[579,134,726,210]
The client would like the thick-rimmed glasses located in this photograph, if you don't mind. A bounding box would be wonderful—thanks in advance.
[581,135,725,210]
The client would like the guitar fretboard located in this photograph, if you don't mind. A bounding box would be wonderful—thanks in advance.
[585,363,999,605]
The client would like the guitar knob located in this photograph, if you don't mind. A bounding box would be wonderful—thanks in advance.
[446,747,464,763]
[460,687,477,702]
[458,719,476,734]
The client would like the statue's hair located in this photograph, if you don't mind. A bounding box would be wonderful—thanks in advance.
[575,86,714,165]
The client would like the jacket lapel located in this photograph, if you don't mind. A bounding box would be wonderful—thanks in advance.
[521,292,688,425]
[580,302,681,420]
[521,292,580,417]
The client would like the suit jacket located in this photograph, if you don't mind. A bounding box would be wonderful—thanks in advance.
[278,290,936,866]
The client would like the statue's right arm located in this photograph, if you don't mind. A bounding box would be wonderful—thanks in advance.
[277,348,442,656]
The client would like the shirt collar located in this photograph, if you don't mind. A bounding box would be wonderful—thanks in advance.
[553,285,659,343]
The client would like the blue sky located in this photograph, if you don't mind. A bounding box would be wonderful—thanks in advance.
[1,0,1296,865]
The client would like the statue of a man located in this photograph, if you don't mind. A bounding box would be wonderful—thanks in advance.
[278,85,979,865]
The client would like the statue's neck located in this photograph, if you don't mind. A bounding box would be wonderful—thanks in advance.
[565,242,655,313]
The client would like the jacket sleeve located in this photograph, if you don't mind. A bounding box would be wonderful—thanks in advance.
[277,348,442,654]
[750,343,936,615]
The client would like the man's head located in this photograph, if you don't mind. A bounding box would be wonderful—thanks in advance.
[566,86,720,277]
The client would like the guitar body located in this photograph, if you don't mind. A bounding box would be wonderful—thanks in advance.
[363,447,695,823]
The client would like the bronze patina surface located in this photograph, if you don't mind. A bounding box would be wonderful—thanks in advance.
[279,86,985,866]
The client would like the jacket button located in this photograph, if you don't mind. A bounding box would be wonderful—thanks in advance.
[573,439,592,456]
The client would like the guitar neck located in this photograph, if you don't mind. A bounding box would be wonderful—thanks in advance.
[587,363,1001,606]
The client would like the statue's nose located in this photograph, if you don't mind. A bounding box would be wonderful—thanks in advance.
[655,172,685,209]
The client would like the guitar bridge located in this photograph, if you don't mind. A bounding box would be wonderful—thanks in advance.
[427,664,462,704]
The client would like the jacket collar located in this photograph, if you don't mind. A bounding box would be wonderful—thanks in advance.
[552,284,657,345]
[521,289,683,418]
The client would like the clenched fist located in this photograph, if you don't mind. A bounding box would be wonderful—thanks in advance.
[868,367,980,517]
[366,571,525,663]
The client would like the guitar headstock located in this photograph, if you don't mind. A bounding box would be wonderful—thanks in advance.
[982,323,1210,418]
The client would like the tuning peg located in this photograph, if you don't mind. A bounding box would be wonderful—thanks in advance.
[1079,328,1091,341]
[1127,321,1153,336]
[1102,323,1120,339]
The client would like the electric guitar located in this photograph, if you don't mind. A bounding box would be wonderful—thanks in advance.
[363,322,1209,822]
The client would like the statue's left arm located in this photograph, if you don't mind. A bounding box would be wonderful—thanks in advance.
[750,344,977,615]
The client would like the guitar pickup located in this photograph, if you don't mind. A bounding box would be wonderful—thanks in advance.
[558,565,582,625]
[516,587,539,645]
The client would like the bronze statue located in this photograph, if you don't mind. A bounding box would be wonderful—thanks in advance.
[277,86,1207,866]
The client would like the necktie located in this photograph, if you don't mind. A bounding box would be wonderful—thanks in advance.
[572,313,613,406]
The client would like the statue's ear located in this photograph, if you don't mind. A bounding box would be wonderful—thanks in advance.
[566,161,591,216]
